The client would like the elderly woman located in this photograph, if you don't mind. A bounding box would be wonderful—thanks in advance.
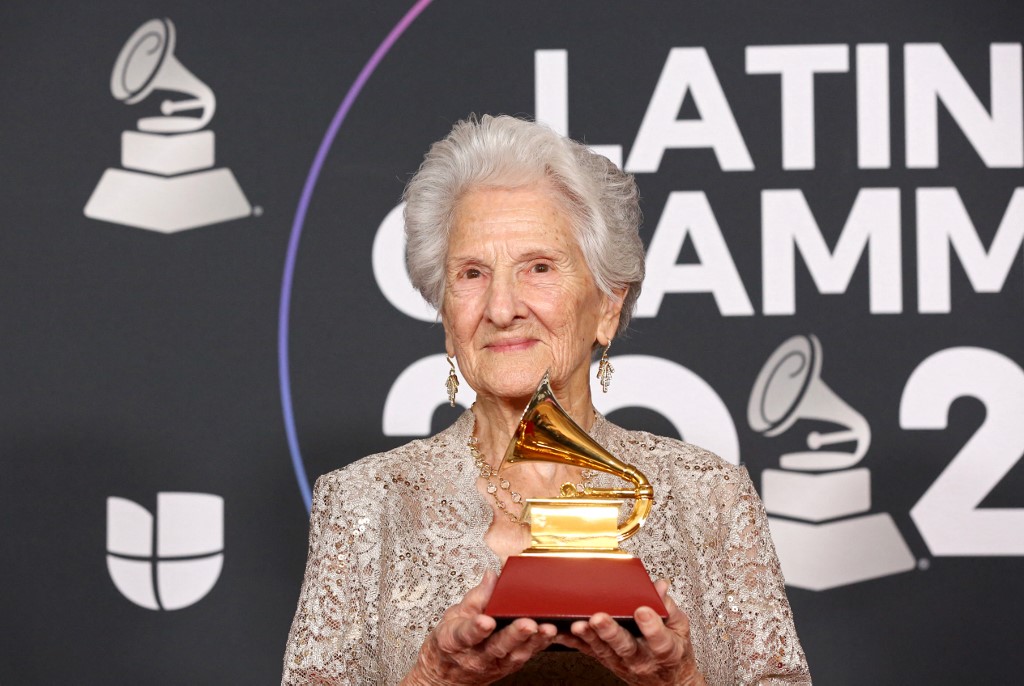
[282,115,810,685]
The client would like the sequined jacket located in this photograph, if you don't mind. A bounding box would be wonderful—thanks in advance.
[282,411,811,685]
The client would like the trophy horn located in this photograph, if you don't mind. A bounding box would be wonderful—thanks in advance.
[503,372,654,542]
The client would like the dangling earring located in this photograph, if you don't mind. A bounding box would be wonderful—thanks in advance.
[597,342,614,393]
[445,356,459,407]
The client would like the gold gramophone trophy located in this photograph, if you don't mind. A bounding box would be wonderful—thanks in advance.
[485,373,668,632]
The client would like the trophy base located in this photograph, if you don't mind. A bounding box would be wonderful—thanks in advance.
[485,555,668,635]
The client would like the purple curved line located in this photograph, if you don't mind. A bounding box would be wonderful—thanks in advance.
[279,0,434,514]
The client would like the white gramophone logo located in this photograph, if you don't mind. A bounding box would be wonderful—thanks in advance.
[84,18,251,233]
[748,335,915,590]
[106,492,224,610]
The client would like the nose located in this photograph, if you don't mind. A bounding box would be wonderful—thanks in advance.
[484,270,521,328]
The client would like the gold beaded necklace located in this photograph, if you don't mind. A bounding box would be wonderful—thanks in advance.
[468,436,597,525]
[468,436,524,524]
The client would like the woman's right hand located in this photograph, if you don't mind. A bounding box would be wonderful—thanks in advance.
[401,571,557,685]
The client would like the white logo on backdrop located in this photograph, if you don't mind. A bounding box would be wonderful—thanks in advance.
[106,492,224,610]
[748,335,915,590]
[84,18,250,233]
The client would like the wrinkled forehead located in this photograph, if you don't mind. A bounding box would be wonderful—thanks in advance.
[448,185,581,256]
[450,176,587,241]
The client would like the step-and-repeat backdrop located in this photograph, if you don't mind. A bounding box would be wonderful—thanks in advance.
[2,1,1022,683]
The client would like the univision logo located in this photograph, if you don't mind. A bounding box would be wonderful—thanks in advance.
[106,492,224,610]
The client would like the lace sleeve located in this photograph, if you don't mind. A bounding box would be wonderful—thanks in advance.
[723,468,811,685]
[281,473,380,685]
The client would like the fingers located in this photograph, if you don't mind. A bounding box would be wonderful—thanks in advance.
[639,581,693,661]
[569,618,595,643]
[439,571,501,650]
[445,612,497,650]
[482,618,537,658]
[424,616,551,683]
[635,606,678,658]
[515,624,556,664]
[461,569,498,614]
[559,586,701,685]
[506,620,557,662]
[654,579,687,627]
[552,629,590,654]
[569,614,633,667]
[433,573,500,652]
[591,613,641,658]
[476,618,555,672]
[569,595,691,659]
[414,576,560,685]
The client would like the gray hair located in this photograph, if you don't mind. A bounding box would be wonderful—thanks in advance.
[403,114,645,336]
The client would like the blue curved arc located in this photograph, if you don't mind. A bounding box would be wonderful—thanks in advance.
[279,0,435,514]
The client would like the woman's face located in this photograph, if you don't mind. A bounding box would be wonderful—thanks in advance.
[441,183,624,404]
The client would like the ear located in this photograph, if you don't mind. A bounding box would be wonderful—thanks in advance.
[595,286,627,347]
[440,308,456,358]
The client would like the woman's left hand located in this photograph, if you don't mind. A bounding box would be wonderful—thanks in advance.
[553,579,706,686]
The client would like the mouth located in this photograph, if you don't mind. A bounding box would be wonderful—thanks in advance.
[485,338,537,353]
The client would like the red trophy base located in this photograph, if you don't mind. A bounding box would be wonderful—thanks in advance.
[485,555,668,635]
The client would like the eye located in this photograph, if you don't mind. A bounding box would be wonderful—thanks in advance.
[464,268,482,279]
[531,263,551,274]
